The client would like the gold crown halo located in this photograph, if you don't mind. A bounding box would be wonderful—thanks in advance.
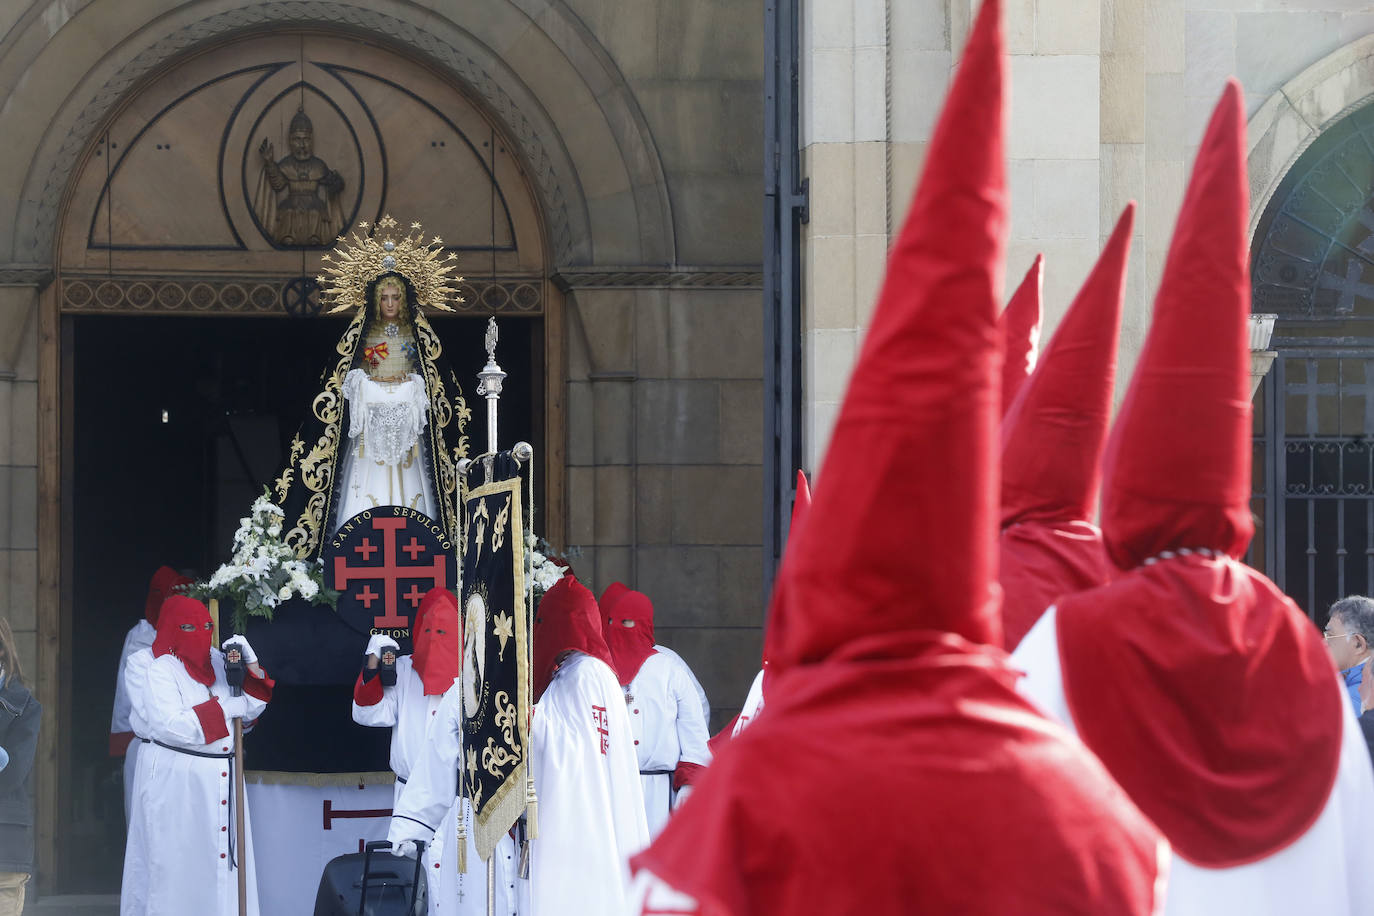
[318,215,463,314]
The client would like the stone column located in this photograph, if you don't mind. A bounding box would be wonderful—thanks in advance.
[0,284,39,681]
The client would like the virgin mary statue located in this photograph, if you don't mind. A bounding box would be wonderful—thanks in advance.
[272,216,471,560]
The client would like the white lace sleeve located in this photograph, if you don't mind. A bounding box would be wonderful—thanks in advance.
[342,369,368,439]
[407,373,429,433]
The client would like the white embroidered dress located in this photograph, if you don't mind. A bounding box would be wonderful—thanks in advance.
[336,368,435,526]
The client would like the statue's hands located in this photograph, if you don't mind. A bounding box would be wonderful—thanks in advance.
[323,169,344,192]
[258,137,274,162]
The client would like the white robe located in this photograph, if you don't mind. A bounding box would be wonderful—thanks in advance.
[731,669,765,737]
[387,682,522,916]
[1013,606,1374,916]
[111,619,155,825]
[352,656,469,914]
[654,645,710,723]
[529,652,649,916]
[624,652,711,836]
[120,648,268,916]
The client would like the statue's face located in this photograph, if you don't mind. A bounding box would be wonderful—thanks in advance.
[289,128,313,161]
[378,283,403,320]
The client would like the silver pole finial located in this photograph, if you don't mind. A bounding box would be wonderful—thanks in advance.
[476,317,506,455]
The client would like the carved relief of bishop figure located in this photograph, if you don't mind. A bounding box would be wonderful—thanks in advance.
[254,107,346,246]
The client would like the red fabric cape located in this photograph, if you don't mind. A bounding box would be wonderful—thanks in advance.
[534,575,616,702]
[632,633,1161,914]
[412,588,462,696]
[604,588,658,687]
[998,521,1109,650]
[1057,558,1343,866]
[152,595,215,686]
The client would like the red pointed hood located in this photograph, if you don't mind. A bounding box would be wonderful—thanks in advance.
[1001,206,1130,527]
[152,595,215,686]
[604,588,658,687]
[997,207,1132,649]
[632,5,1165,910]
[770,0,1006,673]
[412,588,462,696]
[761,472,811,693]
[598,582,629,622]
[146,566,192,627]
[1056,81,1344,868]
[1000,255,1043,414]
[533,575,615,702]
[1100,89,1252,568]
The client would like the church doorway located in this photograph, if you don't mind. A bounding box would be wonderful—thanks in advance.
[44,28,560,893]
[61,311,541,890]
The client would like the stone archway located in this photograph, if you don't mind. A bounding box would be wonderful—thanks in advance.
[10,2,681,891]
[1247,34,1374,235]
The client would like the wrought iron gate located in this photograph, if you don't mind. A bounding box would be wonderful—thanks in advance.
[1259,351,1374,621]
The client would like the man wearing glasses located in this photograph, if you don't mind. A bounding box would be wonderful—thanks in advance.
[1324,595,1374,712]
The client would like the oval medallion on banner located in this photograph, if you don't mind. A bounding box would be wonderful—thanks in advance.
[324,507,457,646]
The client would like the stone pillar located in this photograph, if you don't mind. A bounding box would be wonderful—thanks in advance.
[800,0,901,470]
[563,280,764,728]
[0,284,39,681]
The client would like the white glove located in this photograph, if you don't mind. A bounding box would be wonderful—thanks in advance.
[222,635,257,665]
[391,839,418,859]
[220,695,250,720]
[365,634,401,659]
[673,785,694,808]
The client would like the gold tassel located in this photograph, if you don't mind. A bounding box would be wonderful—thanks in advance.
[524,776,539,840]
[455,811,468,873]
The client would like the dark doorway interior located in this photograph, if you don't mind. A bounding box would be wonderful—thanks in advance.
[63,311,540,892]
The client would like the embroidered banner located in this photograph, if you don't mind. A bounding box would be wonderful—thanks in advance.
[460,453,530,860]
[324,506,458,650]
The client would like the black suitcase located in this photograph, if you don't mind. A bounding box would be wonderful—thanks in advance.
[312,840,428,916]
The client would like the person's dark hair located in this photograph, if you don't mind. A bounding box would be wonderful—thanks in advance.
[1329,595,1374,647]
[0,618,25,688]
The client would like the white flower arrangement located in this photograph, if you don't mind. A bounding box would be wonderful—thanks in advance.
[526,535,578,597]
[186,489,337,631]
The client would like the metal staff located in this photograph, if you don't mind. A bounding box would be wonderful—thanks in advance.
[222,637,249,916]
[475,317,504,916]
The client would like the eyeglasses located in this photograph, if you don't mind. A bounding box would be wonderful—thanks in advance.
[1324,632,1353,640]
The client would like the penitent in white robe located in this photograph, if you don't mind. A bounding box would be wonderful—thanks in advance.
[120,648,269,916]
[1013,606,1374,916]
[111,619,155,825]
[352,656,469,914]
[530,652,649,916]
[387,682,522,916]
[624,652,711,837]
[336,369,435,527]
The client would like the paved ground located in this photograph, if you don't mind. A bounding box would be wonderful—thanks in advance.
[24,895,119,916]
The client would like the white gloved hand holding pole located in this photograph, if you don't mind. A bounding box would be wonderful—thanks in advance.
[222,635,258,665]
[364,633,401,660]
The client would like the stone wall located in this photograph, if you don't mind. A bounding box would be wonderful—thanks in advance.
[800,0,1374,469]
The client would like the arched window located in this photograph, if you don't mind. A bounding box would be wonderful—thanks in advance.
[1251,102,1374,620]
